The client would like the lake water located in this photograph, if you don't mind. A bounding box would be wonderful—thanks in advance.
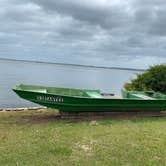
[0,59,142,108]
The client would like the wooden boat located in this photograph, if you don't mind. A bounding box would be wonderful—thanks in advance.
[12,84,166,112]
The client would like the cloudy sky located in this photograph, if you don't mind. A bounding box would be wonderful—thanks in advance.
[0,0,166,69]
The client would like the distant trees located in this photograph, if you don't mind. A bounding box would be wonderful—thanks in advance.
[124,64,166,93]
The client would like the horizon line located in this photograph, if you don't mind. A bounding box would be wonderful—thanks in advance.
[0,57,145,71]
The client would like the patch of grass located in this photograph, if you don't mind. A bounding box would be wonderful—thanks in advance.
[0,110,166,166]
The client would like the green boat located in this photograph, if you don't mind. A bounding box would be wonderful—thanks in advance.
[13,84,166,112]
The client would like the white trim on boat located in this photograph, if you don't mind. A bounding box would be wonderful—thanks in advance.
[132,94,155,100]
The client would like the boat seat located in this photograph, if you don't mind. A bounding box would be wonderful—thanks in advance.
[85,91,103,98]
[132,94,155,100]
[31,89,47,93]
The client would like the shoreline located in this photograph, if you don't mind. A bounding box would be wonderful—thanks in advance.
[0,106,46,111]
[0,107,165,119]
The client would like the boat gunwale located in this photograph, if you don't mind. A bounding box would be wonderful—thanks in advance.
[12,88,166,101]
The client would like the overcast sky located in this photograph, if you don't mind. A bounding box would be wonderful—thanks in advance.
[0,0,166,69]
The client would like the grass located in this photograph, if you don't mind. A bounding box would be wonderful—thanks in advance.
[0,109,166,166]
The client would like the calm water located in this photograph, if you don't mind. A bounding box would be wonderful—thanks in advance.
[0,59,141,108]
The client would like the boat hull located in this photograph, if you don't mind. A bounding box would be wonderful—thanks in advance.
[13,89,166,112]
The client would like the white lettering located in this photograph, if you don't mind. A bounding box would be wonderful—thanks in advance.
[36,96,64,103]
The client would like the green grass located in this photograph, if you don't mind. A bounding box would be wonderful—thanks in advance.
[0,110,166,166]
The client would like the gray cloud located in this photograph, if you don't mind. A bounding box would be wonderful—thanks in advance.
[30,0,132,30]
[0,0,166,68]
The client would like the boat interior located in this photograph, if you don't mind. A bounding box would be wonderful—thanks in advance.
[124,90,166,100]
[14,84,166,100]
[14,84,122,98]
